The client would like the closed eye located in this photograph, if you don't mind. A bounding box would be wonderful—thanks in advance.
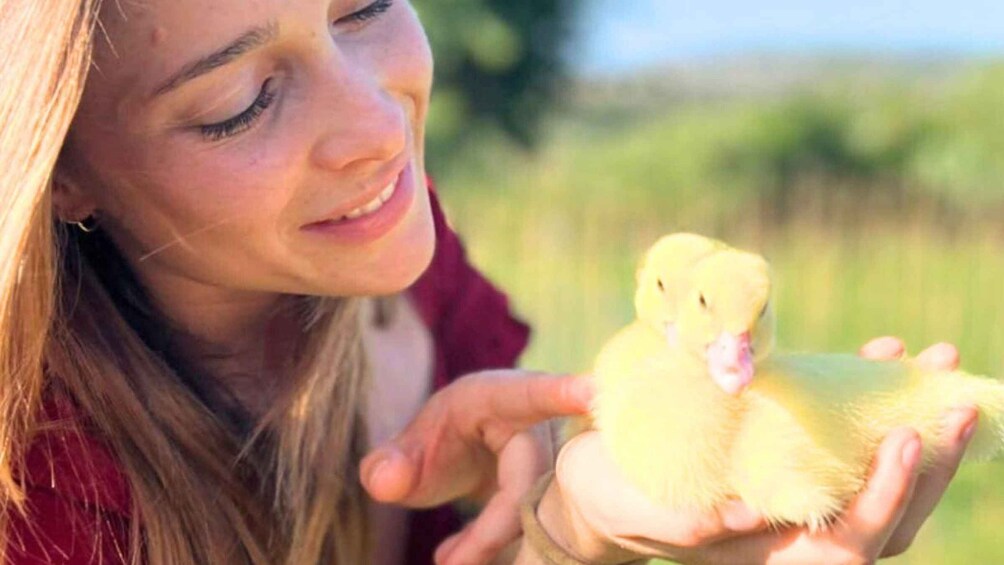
[200,78,277,141]
[337,0,394,25]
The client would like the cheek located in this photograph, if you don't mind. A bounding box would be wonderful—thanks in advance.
[372,5,434,111]
[109,141,296,242]
[163,144,298,221]
[72,124,303,290]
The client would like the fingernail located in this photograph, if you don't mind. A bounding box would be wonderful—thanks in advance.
[861,337,904,359]
[961,420,978,445]
[942,407,978,442]
[364,453,392,486]
[917,343,960,371]
[367,445,409,480]
[901,437,922,470]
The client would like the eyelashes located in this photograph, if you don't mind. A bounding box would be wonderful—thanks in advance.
[197,0,396,142]
[341,0,394,24]
[200,78,277,142]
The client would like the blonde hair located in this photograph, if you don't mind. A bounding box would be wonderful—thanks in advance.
[1,1,373,563]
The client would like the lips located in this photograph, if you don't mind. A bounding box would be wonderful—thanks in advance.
[300,159,416,245]
[305,153,411,228]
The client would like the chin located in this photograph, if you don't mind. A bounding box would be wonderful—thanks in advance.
[349,261,433,298]
[313,187,436,297]
[365,232,436,295]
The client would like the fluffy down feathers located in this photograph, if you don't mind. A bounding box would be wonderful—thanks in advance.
[578,233,1004,530]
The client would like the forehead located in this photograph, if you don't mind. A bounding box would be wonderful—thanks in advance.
[696,252,770,293]
[92,0,278,95]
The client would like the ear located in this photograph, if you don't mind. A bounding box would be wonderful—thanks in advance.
[51,164,98,223]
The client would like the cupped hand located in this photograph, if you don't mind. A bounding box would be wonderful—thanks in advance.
[541,429,769,564]
[546,425,923,564]
[534,338,977,565]
[704,338,977,563]
[359,370,593,565]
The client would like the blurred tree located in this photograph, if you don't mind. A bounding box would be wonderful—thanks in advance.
[412,0,578,170]
[717,93,934,220]
[907,63,1004,207]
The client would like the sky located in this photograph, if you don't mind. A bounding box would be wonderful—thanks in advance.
[574,0,1004,75]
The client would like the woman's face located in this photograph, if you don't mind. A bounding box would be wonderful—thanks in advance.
[62,0,436,308]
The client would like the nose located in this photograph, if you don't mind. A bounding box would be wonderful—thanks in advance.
[309,51,407,174]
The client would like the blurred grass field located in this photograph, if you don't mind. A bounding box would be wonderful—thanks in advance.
[433,88,1004,562]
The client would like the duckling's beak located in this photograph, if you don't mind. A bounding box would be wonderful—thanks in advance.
[707,331,754,396]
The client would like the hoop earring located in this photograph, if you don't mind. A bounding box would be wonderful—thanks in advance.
[73,216,98,233]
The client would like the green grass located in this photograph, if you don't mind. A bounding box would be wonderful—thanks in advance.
[434,115,1004,563]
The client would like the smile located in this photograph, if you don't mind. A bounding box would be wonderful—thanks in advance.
[301,160,416,245]
[341,182,397,220]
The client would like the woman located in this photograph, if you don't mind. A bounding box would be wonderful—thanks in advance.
[0,1,978,564]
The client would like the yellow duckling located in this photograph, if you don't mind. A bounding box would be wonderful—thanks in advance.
[582,233,1004,530]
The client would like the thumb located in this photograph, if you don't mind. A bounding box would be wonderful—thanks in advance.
[360,443,422,504]
[362,371,595,507]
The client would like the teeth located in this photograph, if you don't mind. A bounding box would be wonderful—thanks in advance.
[378,183,395,203]
[341,182,397,221]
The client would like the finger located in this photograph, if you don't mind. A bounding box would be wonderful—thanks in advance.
[362,372,590,507]
[461,373,593,453]
[360,445,420,503]
[469,424,549,504]
[435,493,523,565]
[915,343,961,372]
[433,533,463,565]
[690,430,923,565]
[436,433,542,565]
[859,337,906,360]
[881,407,978,557]
[466,373,594,432]
[840,427,923,553]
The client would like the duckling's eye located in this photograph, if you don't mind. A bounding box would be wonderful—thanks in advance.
[699,294,707,308]
[759,301,770,319]
[657,279,665,292]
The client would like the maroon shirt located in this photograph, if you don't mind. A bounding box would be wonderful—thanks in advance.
[7,183,531,564]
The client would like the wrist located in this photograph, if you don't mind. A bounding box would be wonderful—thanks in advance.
[535,474,637,565]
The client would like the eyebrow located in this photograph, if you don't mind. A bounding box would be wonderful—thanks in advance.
[152,21,279,97]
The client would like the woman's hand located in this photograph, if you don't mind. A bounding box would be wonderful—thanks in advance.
[531,429,768,564]
[526,339,977,565]
[359,370,593,565]
[857,337,977,557]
